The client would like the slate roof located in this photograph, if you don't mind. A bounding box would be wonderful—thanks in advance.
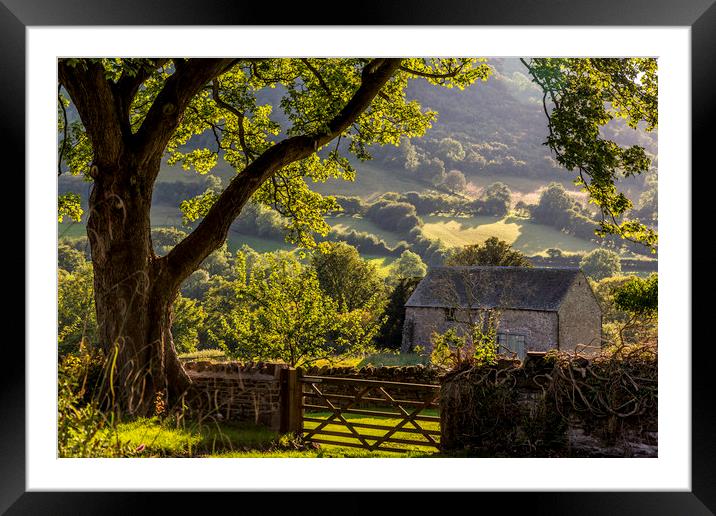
[404,266,583,312]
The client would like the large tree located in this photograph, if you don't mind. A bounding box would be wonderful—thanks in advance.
[57,57,490,415]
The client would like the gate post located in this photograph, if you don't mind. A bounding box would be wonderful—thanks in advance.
[279,367,303,434]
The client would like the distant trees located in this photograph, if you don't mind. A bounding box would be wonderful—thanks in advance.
[580,248,622,280]
[478,182,511,216]
[443,170,467,194]
[445,237,531,267]
[415,157,446,185]
[365,200,422,234]
[333,196,367,216]
[531,182,597,240]
[438,137,466,163]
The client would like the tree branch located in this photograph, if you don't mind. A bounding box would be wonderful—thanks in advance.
[300,58,333,97]
[163,58,402,288]
[133,58,237,170]
[58,85,69,176]
[58,59,125,165]
[113,58,170,123]
[398,63,466,80]
[211,79,253,165]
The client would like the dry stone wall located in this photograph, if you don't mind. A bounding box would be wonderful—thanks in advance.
[184,361,286,430]
[440,355,657,457]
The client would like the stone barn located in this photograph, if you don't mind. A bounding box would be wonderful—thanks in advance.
[401,266,602,359]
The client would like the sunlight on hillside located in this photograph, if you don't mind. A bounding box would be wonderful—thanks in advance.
[422,215,599,255]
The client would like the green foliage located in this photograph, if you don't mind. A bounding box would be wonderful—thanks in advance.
[58,192,83,223]
[208,252,380,367]
[523,58,658,249]
[479,182,512,216]
[443,169,467,193]
[180,269,212,300]
[311,241,386,311]
[171,295,207,354]
[430,311,499,369]
[58,349,133,458]
[58,242,87,272]
[57,57,486,248]
[392,250,428,280]
[151,226,189,255]
[58,262,97,355]
[613,273,657,316]
[580,248,622,280]
[438,137,466,162]
[445,236,531,267]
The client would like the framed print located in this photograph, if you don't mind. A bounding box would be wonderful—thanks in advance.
[4,0,714,513]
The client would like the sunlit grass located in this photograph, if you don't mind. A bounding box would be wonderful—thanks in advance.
[302,409,440,455]
[112,417,278,457]
[422,214,600,255]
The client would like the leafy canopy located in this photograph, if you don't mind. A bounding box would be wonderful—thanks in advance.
[58,58,491,247]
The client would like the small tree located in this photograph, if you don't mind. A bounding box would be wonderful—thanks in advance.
[611,273,658,346]
[481,182,512,216]
[392,250,428,280]
[217,253,376,367]
[430,310,499,370]
[580,248,621,280]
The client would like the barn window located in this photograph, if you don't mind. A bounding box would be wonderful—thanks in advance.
[497,333,526,360]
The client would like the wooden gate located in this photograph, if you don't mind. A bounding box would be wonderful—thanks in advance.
[281,369,440,453]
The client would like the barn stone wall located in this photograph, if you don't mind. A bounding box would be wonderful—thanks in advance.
[558,274,602,352]
[402,306,558,354]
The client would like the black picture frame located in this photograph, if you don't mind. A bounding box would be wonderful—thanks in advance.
[3,1,712,513]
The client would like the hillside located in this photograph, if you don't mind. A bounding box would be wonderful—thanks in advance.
[58,58,657,262]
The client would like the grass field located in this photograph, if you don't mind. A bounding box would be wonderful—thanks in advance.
[309,161,439,201]
[422,214,600,255]
[109,413,438,458]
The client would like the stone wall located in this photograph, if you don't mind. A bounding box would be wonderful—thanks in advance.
[440,355,657,457]
[184,361,286,430]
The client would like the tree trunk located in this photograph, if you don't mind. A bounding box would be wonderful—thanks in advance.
[87,154,190,416]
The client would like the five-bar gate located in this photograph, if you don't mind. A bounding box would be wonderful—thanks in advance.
[280,369,440,453]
